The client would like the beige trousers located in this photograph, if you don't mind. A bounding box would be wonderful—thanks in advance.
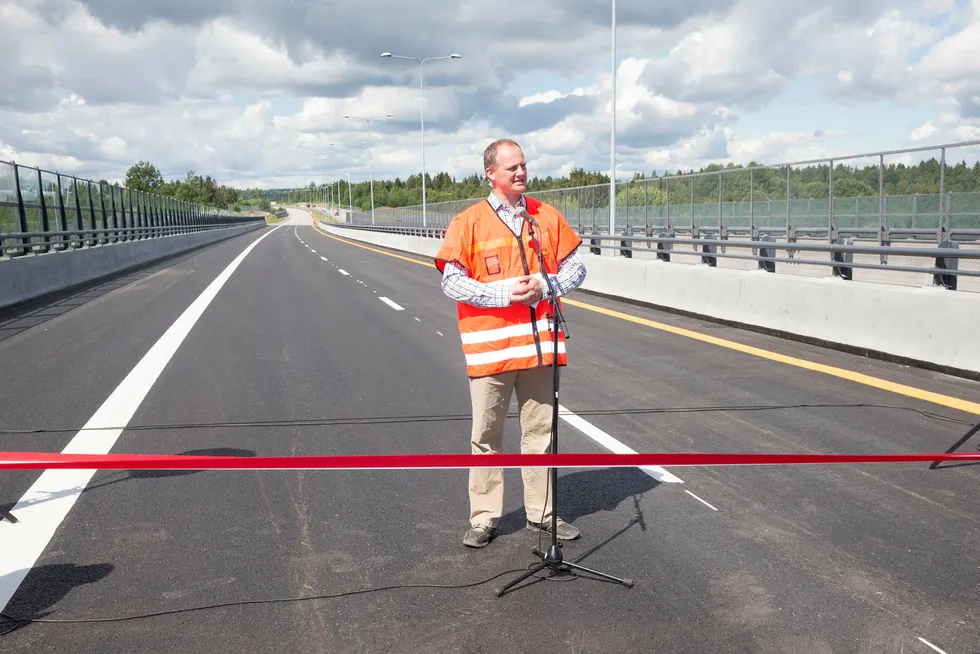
[468,366,554,528]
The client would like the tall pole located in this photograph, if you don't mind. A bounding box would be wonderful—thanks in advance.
[343,114,392,225]
[419,64,427,228]
[381,52,461,228]
[609,0,617,254]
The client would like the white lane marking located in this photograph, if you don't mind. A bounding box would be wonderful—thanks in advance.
[557,405,684,484]
[436,331,444,336]
[917,637,948,654]
[685,490,718,511]
[338,269,350,276]
[311,250,317,254]
[320,257,328,262]
[379,297,405,311]
[0,225,284,611]
[414,317,421,322]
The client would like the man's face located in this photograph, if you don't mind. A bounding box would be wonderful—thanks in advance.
[487,144,527,195]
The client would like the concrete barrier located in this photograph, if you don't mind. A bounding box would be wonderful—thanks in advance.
[320,222,980,377]
[0,223,265,311]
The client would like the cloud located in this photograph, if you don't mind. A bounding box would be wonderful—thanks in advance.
[1,0,978,190]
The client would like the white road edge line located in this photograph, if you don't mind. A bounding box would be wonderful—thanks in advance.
[917,637,949,654]
[379,297,405,311]
[557,405,683,484]
[338,269,350,276]
[0,225,285,612]
[685,490,719,511]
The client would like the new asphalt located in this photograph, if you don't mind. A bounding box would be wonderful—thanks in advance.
[1,208,978,653]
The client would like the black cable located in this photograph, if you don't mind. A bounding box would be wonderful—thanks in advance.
[0,402,972,436]
[0,568,527,634]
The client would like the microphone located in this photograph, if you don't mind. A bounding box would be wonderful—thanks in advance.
[516,206,540,229]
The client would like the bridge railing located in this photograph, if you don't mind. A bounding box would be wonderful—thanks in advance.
[0,160,264,258]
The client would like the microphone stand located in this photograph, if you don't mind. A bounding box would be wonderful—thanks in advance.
[495,216,634,597]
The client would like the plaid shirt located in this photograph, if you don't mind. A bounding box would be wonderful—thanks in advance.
[440,192,587,308]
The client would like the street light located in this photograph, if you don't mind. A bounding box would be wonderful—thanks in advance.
[343,113,394,225]
[318,155,345,218]
[610,0,617,253]
[381,51,462,227]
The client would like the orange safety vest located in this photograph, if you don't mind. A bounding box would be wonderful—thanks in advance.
[435,196,583,378]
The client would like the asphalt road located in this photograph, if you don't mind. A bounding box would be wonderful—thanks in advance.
[1,208,978,653]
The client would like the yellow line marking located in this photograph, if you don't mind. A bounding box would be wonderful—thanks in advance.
[561,298,980,416]
[311,220,434,267]
[310,218,980,416]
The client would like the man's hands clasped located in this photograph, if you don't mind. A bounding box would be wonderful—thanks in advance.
[510,275,545,306]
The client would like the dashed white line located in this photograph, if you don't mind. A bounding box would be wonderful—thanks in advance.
[557,406,683,484]
[685,490,719,511]
[311,250,317,254]
[320,256,328,262]
[414,317,421,322]
[379,297,405,311]
[338,269,350,276]
[917,637,949,654]
[436,331,444,336]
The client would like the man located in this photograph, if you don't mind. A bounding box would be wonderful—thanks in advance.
[434,138,588,549]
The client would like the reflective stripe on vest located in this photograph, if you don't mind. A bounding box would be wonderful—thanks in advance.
[435,197,581,378]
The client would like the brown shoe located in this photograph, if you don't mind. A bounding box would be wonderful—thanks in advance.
[463,524,496,548]
[526,517,581,540]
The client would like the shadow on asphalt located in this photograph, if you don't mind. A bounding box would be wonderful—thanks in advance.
[0,230,265,345]
[0,448,256,520]
[496,466,660,537]
[0,562,114,631]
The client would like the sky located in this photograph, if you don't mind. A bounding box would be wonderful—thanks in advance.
[1,0,979,190]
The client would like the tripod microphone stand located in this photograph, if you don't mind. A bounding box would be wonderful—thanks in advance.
[495,217,634,597]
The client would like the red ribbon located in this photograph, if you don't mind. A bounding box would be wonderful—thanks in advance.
[1,451,978,470]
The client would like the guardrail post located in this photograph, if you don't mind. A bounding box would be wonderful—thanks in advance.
[87,182,98,245]
[55,174,68,251]
[831,237,854,280]
[36,168,51,254]
[99,182,109,243]
[13,163,29,256]
[701,232,717,267]
[758,234,775,272]
[620,225,633,258]
[109,184,118,243]
[72,177,84,248]
[656,231,671,262]
[934,240,958,290]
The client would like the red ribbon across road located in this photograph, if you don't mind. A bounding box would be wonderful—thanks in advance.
[1,451,978,470]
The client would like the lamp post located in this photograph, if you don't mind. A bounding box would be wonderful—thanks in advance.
[381,51,461,228]
[343,113,393,226]
[318,155,345,220]
[610,0,617,254]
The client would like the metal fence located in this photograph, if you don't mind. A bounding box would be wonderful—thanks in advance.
[0,160,263,258]
[338,140,980,292]
[350,140,980,246]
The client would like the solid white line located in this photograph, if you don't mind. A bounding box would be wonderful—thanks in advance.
[918,637,948,654]
[320,257,328,262]
[379,297,405,311]
[0,225,284,611]
[685,490,719,511]
[338,269,350,276]
[557,405,684,484]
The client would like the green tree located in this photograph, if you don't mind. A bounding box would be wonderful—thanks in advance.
[124,161,164,192]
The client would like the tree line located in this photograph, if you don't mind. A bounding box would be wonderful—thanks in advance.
[123,161,246,210]
[254,157,980,211]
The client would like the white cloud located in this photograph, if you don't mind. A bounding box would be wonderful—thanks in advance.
[0,0,978,190]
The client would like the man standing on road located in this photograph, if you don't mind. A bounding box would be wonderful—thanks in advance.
[434,138,588,549]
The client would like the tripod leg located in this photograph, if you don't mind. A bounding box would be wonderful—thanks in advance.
[561,560,634,588]
[495,559,550,597]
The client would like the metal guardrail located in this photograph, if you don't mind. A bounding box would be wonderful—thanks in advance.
[326,222,978,291]
[347,139,980,249]
[0,159,260,258]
